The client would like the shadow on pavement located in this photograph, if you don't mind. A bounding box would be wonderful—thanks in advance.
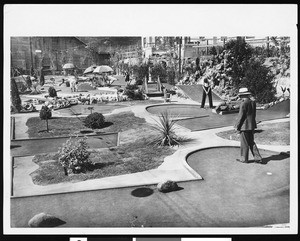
[131,187,154,197]
[263,152,290,164]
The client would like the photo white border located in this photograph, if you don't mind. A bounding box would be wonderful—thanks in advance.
[3,4,298,235]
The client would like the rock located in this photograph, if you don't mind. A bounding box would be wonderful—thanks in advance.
[28,213,65,227]
[157,180,179,193]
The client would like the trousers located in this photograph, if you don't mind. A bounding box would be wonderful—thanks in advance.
[240,130,262,162]
[201,89,213,108]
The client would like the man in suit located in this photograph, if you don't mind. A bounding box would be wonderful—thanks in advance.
[234,87,263,164]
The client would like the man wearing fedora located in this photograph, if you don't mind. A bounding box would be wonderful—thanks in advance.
[234,87,263,164]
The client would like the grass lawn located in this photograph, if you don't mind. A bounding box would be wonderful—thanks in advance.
[27,111,147,138]
[27,110,177,185]
[30,134,175,185]
[216,121,290,145]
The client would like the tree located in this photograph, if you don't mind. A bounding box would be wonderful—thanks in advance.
[151,64,167,82]
[224,38,253,88]
[209,46,218,56]
[39,105,52,132]
[242,59,276,103]
[11,78,22,112]
[132,63,149,85]
[195,57,200,71]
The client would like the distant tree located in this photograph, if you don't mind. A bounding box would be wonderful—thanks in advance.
[195,57,200,70]
[11,78,22,112]
[132,63,148,85]
[242,59,277,104]
[151,64,167,82]
[209,46,218,56]
[224,38,253,88]
[39,105,52,132]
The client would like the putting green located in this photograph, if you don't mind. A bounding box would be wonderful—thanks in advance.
[11,146,290,227]
[146,104,208,118]
[147,100,290,131]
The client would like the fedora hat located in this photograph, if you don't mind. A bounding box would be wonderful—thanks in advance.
[238,87,251,96]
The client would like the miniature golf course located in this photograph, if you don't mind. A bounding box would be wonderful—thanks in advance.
[146,99,290,131]
[11,146,289,227]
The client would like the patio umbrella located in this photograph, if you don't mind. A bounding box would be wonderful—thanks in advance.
[62,63,75,69]
[93,65,113,74]
[83,65,97,74]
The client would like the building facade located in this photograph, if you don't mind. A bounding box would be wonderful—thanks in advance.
[11,37,107,75]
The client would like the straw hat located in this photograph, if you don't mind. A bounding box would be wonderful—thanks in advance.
[238,87,251,96]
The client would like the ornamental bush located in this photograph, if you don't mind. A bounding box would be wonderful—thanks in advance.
[84,112,105,129]
[48,86,57,97]
[39,105,52,132]
[58,136,91,175]
[11,78,22,112]
[151,111,180,147]
[123,84,144,100]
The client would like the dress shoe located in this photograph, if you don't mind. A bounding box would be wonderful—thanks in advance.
[236,158,247,163]
[255,159,264,164]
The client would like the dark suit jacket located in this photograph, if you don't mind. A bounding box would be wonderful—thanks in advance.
[235,98,257,131]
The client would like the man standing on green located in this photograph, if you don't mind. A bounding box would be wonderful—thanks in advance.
[234,87,263,164]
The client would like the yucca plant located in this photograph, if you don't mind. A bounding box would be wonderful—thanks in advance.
[151,111,180,147]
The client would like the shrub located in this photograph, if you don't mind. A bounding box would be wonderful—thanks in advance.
[151,111,180,146]
[48,86,57,97]
[39,105,52,132]
[11,78,22,112]
[58,136,91,175]
[84,112,105,129]
[123,84,144,100]
[242,59,277,104]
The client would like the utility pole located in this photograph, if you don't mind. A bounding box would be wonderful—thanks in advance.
[178,37,182,76]
[55,51,58,71]
[266,36,270,57]
[29,37,34,75]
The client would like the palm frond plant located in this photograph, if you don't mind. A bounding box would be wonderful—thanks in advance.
[150,111,181,147]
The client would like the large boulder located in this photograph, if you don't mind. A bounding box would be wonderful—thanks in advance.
[157,180,179,193]
[28,213,65,227]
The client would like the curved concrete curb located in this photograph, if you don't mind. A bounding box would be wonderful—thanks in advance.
[12,153,203,198]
